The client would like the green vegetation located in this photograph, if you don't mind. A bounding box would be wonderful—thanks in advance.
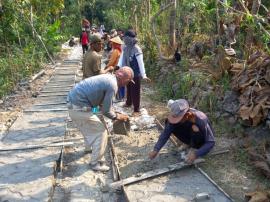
[0,0,83,98]
[0,0,269,102]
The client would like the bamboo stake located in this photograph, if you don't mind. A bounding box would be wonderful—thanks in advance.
[195,165,234,202]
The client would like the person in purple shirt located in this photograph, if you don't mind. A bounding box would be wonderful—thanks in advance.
[149,99,215,164]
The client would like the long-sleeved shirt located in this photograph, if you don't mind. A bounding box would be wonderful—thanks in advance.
[67,74,117,119]
[154,109,215,157]
[117,45,147,78]
[106,49,121,67]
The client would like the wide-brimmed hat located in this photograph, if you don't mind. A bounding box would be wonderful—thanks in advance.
[115,66,135,87]
[110,36,124,45]
[167,99,189,124]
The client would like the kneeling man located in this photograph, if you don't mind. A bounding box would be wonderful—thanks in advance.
[149,99,215,164]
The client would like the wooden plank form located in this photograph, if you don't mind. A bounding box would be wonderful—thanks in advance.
[38,94,67,97]
[44,85,74,88]
[109,159,205,189]
[0,141,80,152]
[41,90,70,93]
[47,82,75,85]
[34,102,67,106]
[24,108,67,113]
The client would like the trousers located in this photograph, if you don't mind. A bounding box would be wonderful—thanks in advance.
[68,109,107,164]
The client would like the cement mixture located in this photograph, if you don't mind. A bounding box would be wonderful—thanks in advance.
[113,129,179,179]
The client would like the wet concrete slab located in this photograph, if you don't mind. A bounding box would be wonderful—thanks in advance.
[0,45,82,201]
[125,167,231,202]
[0,111,66,201]
[52,124,118,202]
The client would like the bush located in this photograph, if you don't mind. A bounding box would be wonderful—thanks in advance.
[0,45,46,98]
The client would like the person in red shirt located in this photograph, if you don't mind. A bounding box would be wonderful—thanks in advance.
[80,28,89,54]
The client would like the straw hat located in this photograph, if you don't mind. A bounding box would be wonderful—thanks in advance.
[110,36,123,45]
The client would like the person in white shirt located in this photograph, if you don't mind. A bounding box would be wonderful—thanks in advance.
[117,29,151,116]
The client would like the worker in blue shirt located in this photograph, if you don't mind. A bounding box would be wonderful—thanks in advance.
[149,99,215,164]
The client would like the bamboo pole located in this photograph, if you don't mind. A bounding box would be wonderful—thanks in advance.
[195,165,234,202]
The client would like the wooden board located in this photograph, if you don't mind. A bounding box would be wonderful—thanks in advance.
[109,159,205,189]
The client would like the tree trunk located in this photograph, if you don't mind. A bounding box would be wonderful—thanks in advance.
[0,0,3,15]
[216,0,222,45]
[151,2,175,60]
[131,5,138,32]
[147,0,151,22]
[246,0,261,51]
[222,0,228,13]
[251,0,261,14]
[169,0,176,49]
[30,6,34,37]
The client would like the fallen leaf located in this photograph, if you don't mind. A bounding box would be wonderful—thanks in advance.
[239,105,253,120]
[254,161,270,179]
[245,191,270,202]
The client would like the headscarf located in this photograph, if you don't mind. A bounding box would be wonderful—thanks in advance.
[122,30,138,67]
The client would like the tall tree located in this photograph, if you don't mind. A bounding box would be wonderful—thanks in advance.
[169,0,176,49]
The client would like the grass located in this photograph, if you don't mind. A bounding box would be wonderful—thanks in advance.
[211,71,231,93]
[0,48,46,98]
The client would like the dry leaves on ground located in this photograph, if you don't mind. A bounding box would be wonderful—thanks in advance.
[230,51,270,126]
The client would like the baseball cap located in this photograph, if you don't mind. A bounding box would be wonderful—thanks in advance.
[167,99,189,124]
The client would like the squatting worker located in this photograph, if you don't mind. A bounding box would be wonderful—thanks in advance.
[149,99,215,164]
[82,34,113,79]
[67,67,134,172]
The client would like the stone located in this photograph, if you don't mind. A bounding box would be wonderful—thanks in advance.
[222,90,239,114]
[228,116,237,125]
